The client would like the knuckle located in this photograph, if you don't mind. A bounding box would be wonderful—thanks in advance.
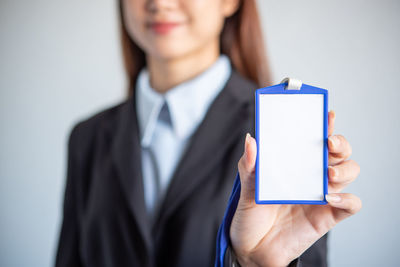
[331,166,340,182]
[334,135,345,147]
[237,157,244,172]
[238,156,249,174]
[336,134,346,142]
[350,160,361,175]
[343,147,352,160]
[335,165,341,177]
[337,134,345,140]
[349,197,362,214]
[337,135,350,149]
[357,198,363,211]
[347,143,353,157]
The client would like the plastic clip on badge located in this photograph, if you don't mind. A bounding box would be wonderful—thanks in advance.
[255,78,328,205]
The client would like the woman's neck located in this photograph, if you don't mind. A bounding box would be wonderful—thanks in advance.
[146,43,220,93]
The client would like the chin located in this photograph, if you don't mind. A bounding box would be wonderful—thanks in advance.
[147,41,195,61]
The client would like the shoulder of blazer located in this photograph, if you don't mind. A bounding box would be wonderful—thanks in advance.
[67,99,133,161]
[226,69,258,107]
[68,69,259,152]
[223,69,258,131]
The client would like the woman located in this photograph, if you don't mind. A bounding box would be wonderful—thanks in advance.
[56,0,361,266]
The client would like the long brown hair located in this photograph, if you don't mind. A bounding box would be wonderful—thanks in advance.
[119,0,272,97]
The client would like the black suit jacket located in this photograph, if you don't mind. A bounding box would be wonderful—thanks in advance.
[55,70,327,267]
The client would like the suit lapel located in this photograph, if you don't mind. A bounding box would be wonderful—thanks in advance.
[155,70,255,227]
[109,70,256,251]
[110,95,152,251]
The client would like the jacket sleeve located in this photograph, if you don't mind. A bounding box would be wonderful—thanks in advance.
[215,173,328,267]
[55,124,86,267]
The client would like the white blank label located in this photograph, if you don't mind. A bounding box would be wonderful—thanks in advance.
[258,94,324,201]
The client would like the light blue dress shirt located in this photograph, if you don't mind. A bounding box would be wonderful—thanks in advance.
[136,55,232,218]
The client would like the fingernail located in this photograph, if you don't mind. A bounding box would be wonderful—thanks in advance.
[244,133,250,155]
[326,194,341,203]
[245,133,250,142]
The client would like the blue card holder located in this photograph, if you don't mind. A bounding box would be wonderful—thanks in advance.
[255,78,328,205]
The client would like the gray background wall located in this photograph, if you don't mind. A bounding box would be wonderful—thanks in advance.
[0,0,399,266]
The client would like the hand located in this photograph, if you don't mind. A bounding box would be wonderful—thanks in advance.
[230,111,362,267]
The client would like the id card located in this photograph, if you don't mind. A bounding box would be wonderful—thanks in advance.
[255,78,328,204]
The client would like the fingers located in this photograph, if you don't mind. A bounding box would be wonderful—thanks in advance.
[328,135,352,165]
[328,110,335,136]
[240,133,257,175]
[326,193,362,222]
[328,160,360,186]
[237,133,257,203]
[327,112,353,166]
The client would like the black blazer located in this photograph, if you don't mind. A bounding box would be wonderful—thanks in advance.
[55,70,327,267]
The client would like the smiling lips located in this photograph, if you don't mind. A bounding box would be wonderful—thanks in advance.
[148,21,181,34]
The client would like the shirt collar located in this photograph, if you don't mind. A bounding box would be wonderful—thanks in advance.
[136,55,232,147]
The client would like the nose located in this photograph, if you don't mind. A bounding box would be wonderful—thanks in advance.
[146,0,179,13]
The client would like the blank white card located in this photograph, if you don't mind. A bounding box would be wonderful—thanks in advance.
[257,94,325,202]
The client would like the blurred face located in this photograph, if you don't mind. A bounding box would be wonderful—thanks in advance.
[122,0,239,60]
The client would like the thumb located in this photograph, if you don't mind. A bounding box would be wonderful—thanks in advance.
[238,133,257,204]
